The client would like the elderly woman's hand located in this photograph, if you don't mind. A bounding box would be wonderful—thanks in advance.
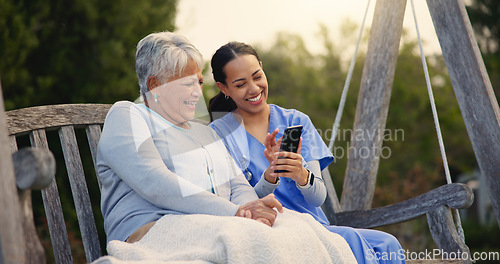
[235,194,283,226]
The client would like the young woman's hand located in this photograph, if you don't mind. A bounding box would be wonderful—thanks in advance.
[263,129,281,184]
[263,128,280,164]
[270,138,309,186]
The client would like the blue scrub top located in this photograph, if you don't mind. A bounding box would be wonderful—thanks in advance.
[210,104,334,225]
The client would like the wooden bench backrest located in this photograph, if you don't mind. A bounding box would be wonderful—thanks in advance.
[6,104,111,264]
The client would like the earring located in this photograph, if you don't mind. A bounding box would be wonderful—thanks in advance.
[224,95,229,99]
[154,94,158,103]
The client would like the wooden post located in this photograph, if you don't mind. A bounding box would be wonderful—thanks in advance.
[0,80,25,263]
[427,0,500,228]
[341,0,407,210]
[427,207,471,262]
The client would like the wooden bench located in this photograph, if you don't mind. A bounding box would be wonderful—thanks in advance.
[7,104,110,263]
[4,103,474,264]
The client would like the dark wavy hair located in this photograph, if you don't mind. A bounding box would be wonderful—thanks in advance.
[208,41,261,121]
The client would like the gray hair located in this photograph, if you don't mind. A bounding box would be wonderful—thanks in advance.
[135,31,203,97]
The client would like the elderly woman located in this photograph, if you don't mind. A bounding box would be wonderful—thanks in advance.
[94,31,357,263]
[98,31,282,243]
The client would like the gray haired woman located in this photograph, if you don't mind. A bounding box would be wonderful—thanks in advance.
[98,31,282,244]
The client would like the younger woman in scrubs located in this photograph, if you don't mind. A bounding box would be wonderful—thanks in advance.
[208,41,406,264]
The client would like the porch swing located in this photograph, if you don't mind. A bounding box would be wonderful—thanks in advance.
[319,0,500,260]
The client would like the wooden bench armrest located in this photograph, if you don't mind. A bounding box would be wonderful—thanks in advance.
[11,147,56,263]
[335,183,474,228]
[13,147,55,190]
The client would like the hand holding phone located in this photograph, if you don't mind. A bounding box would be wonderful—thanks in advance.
[274,125,303,173]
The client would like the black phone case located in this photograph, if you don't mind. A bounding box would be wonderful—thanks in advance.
[275,125,303,173]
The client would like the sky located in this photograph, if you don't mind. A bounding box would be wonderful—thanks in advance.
[175,0,442,63]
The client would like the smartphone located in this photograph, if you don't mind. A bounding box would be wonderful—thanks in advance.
[274,125,303,173]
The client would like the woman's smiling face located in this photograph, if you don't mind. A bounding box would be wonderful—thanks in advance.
[148,59,203,128]
[218,54,268,115]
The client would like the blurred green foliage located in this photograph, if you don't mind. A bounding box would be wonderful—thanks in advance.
[0,0,177,110]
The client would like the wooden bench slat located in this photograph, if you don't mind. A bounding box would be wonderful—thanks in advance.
[29,129,73,264]
[59,126,102,263]
[86,124,103,189]
[6,104,110,136]
[9,135,17,152]
[19,189,46,264]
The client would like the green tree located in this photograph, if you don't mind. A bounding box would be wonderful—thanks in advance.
[0,0,178,110]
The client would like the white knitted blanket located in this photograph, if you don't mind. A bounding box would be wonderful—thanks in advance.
[92,209,356,264]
